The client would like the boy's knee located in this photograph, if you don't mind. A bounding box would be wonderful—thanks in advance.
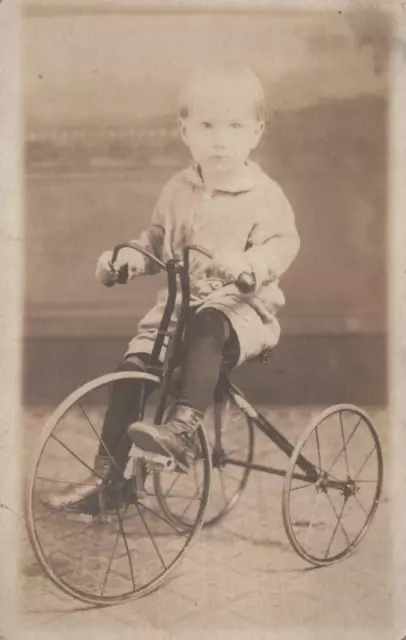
[192,308,231,342]
[111,355,149,400]
[116,354,148,373]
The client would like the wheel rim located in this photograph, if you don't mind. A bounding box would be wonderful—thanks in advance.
[155,390,254,529]
[25,372,211,605]
[282,404,383,565]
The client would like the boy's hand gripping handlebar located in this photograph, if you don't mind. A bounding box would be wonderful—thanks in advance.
[104,243,167,286]
[182,244,256,294]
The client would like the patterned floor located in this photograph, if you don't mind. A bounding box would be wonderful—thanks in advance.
[18,404,392,639]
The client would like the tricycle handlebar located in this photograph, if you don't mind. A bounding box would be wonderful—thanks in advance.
[111,242,255,294]
[111,243,167,271]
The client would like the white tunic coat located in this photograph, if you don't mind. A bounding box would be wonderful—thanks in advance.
[125,162,300,365]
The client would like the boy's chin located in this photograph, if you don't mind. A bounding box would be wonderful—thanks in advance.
[200,158,246,173]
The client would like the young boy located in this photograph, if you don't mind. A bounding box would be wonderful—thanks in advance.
[47,64,300,510]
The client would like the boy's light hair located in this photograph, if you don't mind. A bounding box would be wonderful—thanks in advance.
[179,64,268,122]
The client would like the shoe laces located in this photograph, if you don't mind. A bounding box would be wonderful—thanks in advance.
[177,429,199,457]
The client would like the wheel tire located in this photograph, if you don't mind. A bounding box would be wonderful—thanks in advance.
[25,371,211,605]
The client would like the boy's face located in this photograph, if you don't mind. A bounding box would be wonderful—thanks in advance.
[178,93,264,175]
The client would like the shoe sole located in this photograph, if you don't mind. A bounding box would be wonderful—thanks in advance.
[129,425,188,473]
[41,491,125,516]
[41,491,102,514]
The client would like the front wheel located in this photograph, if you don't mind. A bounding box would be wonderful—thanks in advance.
[282,404,383,566]
[25,371,211,605]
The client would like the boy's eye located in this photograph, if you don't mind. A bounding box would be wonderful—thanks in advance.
[202,122,213,129]
[231,122,243,129]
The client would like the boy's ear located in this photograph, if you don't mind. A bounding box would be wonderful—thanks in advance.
[178,118,189,146]
[252,120,265,147]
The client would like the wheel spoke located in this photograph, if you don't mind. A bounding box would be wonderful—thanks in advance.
[135,501,167,570]
[303,489,322,551]
[45,519,96,560]
[324,495,349,557]
[49,434,103,479]
[326,416,362,475]
[147,491,203,501]
[304,460,341,484]
[178,480,203,520]
[353,445,377,481]
[163,473,182,498]
[34,508,63,523]
[338,412,350,477]
[325,492,351,547]
[34,501,91,522]
[226,444,250,458]
[171,464,203,520]
[290,482,314,492]
[100,518,122,596]
[55,549,82,575]
[217,468,229,507]
[353,493,369,517]
[220,466,244,483]
[77,402,122,476]
[314,425,322,471]
[112,501,136,592]
[138,500,189,534]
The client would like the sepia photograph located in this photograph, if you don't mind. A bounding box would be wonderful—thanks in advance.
[1,1,405,638]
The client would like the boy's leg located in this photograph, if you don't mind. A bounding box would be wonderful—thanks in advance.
[128,309,238,471]
[45,354,152,510]
[97,354,152,470]
[176,308,238,412]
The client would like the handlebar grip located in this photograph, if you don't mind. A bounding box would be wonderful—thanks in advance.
[116,263,129,284]
[236,272,256,294]
[106,261,129,287]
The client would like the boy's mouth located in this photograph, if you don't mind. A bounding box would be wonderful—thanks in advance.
[209,154,232,160]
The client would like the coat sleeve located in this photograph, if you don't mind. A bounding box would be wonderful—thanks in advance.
[244,184,300,289]
[126,181,173,276]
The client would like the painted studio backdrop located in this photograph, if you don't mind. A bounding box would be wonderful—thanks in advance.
[23,5,389,405]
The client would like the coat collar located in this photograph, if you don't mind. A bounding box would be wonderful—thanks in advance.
[181,161,265,194]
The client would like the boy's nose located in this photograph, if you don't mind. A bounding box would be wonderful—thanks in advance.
[212,129,229,147]
[213,134,228,148]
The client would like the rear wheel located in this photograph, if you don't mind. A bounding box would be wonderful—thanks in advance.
[282,404,383,565]
[155,388,254,528]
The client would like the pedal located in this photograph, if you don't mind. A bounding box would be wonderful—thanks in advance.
[145,454,177,473]
[132,447,177,473]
